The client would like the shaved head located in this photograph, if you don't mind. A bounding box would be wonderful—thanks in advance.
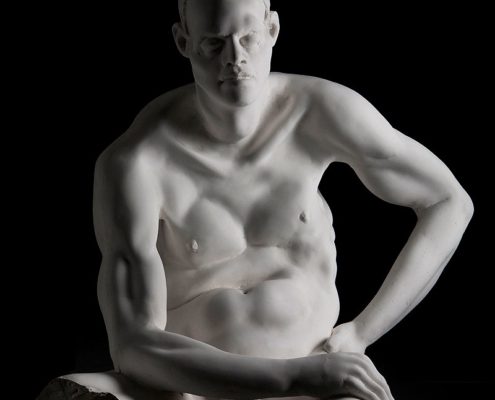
[178,0,271,31]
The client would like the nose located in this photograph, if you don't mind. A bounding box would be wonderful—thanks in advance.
[221,36,247,68]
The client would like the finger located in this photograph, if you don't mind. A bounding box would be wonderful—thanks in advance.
[359,355,394,400]
[346,354,393,400]
[349,354,383,382]
[355,356,394,400]
[378,374,394,400]
[346,376,381,400]
[354,367,392,400]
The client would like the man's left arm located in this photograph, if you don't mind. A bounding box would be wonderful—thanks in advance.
[312,82,474,353]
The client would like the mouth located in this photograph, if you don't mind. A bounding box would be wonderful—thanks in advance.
[220,73,254,83]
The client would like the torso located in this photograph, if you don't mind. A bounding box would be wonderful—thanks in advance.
[111,73,340,359]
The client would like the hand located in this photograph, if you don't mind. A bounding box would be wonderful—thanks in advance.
[292,352,394,400]
[323,321,368,354]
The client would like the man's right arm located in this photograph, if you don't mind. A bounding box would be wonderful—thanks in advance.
[92,148,393,400]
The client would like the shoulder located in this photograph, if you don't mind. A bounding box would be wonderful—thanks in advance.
[93,146,156,210]
[269,73,337,101]
[94,129,163,198]
[95,84,195,181]
[277,73,404,162]
[270,72,349,102]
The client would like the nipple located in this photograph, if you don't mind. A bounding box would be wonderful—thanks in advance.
[190,239,199,253]
[299,211,308,223]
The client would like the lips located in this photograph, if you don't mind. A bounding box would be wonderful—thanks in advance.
[221,73,253,82]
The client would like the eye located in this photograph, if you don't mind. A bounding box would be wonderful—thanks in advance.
[240,32,262,49]
[200,38,224,55]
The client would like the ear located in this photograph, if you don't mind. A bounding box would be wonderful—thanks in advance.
[267,11,280,46]
[172,22,190,58]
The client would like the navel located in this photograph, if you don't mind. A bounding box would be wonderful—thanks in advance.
[190,239,199,253]
[299,211,308,223]
[239,283,250,294]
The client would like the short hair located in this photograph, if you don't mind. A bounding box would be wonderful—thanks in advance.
[178,0,271,33]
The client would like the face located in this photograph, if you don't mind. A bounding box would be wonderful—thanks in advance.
[178,0,278,107]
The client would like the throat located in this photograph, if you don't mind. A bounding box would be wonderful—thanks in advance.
[202,106,261,145]
[195,85,269,145]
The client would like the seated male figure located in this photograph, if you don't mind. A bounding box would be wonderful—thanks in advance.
[53,1,473,399]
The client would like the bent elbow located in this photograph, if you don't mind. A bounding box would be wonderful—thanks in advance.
[109,340,127,374]
[464,196,475,222]
[111,331,150,381]
[108,331,134,374]
[448,189,474,226]
[456,189,474,222]
[420,189,474,229]
[109,327,147,375]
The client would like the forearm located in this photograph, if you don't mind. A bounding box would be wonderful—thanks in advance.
[117,328,296,399]
[100,252,296,398]
[354,196,473,346]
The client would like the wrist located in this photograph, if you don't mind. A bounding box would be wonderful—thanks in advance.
[284,355,322,397]
[285,357,312,397]
[351,318,375,348]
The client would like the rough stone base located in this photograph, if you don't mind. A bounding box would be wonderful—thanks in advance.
[37,378,118,400]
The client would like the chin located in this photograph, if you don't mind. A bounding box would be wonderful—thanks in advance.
[218,82,260,107]
[226,95,257,107]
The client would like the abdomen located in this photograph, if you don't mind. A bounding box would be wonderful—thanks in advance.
[166,252,339,359]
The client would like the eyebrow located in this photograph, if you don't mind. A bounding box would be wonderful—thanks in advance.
[200,18,264,38]
[201,28,261,38]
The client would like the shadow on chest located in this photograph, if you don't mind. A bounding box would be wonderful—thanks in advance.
[159,174,317,268]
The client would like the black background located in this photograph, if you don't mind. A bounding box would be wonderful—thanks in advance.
[20,1,492,398]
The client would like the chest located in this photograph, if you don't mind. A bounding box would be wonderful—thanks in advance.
[157,143,326,269]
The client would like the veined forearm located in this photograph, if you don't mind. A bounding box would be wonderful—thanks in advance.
[117,328,295,399]
[354,197,473,345]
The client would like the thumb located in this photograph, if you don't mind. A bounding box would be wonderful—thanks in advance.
[322,337,338,353]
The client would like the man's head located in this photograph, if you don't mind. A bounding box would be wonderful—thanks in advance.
[173,0,280,107]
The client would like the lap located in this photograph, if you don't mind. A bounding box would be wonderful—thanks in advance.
[39,372,360,400]
[38,371,179,400]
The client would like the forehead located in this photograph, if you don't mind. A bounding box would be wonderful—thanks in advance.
[187,0,266,36]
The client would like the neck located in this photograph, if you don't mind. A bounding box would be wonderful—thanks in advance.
[195,84,270,145]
